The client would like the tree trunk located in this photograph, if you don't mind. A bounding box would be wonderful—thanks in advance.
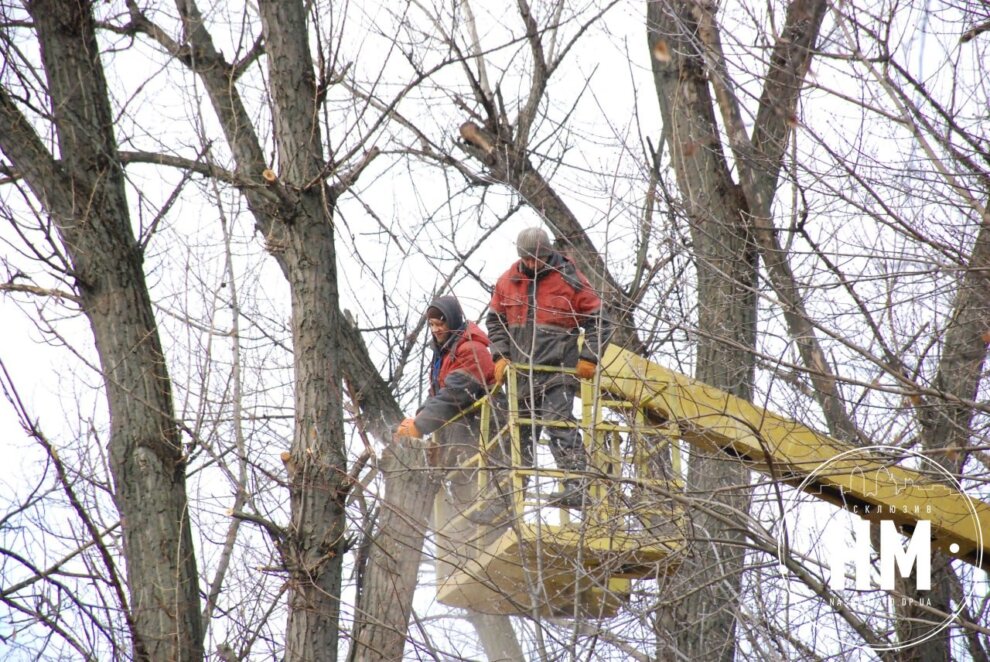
[1,2,203,659]
[700,0,858,442]
[255,1,348,659]
[158,0,448,655]
[647,2,758,659]
[350,443,441,660]
[898,220,990,660]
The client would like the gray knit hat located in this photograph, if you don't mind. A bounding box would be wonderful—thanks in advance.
[516,227,553,259]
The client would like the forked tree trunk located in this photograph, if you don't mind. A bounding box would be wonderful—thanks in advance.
[899,222,990,660]
[160,0,441,656]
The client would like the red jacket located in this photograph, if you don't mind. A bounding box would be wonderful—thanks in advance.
[487,252,608,372]
[430,321,496,394]
[414,297,495,436]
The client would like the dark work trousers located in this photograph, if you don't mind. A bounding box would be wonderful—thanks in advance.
[498,373,586,474]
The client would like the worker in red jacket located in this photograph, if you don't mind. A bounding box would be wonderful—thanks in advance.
[395,296,495,442]
[486,227,611,507]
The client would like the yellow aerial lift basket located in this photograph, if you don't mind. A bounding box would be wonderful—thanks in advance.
[433,361,686,618]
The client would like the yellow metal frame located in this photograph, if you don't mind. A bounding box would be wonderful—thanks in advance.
[435,361,686,617]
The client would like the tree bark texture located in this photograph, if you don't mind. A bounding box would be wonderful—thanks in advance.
[647,2,758,659]
[921,218,990,469]
[255,1,348,659]
[1,1,204,659]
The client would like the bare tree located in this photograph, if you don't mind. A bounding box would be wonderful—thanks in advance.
[646,0,990,658]
[2,0,988,659]
[371,0,990,658]
[645,0,827,657]
[0,1,202,659]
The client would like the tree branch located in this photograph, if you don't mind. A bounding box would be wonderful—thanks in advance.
[0,281,79,303]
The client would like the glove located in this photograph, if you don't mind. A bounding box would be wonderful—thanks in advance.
[575,359,597,380]
[493,357,510,384]
[394,417,422,440]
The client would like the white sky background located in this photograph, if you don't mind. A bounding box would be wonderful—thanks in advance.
[1,0,989,659]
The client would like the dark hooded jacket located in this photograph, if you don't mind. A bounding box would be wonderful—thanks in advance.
[486,252,610,375]
[414,296,496,436]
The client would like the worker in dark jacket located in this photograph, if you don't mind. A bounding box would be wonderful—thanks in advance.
[486,227,611,506]
[395,296,495,441]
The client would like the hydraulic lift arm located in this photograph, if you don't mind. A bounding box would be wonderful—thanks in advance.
[598,344,990,571]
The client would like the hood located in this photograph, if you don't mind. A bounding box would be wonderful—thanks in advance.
[426,295,465,331]
[427,297,490,354]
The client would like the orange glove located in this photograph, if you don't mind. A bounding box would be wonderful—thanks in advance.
[493,357,510,384]
[575,359,597,380]
[394,417,422,440]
